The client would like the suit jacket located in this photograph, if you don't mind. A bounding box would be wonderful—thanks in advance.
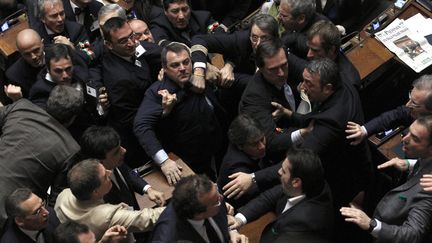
[150,10,222,46]
[103,164,148,210]
[0,99,80,228]
[5,58,43,98]
[134,76,223,172]
[0,207,60,243]
[33,20,89,47]
[315,0,362,32]
[239,184,334,242]
[239,72,297,158]
[373,158,432,243]
[290,81,372,207]
[149,202,230,243]
[190,0,251,27]
[191,29,256,75]
[364,105,412,136]
[217,144,279,208]
[54,188,165,240]
[62,0,103,41]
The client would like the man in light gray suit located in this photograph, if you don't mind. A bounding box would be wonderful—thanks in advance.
[341,115,432,243]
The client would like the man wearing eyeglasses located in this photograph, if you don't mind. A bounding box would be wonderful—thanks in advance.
[1,188,60,243]
[101,16,162,169]
[346,74,432,146]
[149,174,248,243]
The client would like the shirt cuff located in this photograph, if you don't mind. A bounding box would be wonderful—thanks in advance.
[371,219,382,237]
[153,150,169,165]
[291,130,303,145]
[361,125,368,137]
[143,185,151,193]
[234,213,247,225]
[193,62,206,69]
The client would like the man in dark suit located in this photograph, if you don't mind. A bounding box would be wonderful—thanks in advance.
[0,85,83,228]
[278,0,328,58]
[341,115,432,243]
[149,174,247,243]
[315,0,362,33]
[101,17,161,168]
[33,0,89,47]
[61,0,103,41]
[150,0,224,47]
[218,114,278,209]
[231,148,334,243]
[5,29,45,99]
[79,125,165,209]
[134,42,224,184]
[0,188,60,243]
[190,0,251,28]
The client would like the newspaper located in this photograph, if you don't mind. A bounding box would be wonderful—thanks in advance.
[375,17,432,73]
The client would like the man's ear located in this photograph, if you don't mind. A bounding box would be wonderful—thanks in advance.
[105,40,113,50]
[292,177,302,189]
[15,216,25,227]
[323,83,334,95]
[297,14,306,26]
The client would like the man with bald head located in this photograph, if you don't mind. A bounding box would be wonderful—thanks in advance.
[5,29,45,98]
[129,19,155,43]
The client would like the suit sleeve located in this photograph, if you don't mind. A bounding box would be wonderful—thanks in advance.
[110,205,165,232]
[238,185,284,222]
[220,0,251,27]
[254,163,281,192]
[150,20,171,46]
[134,87,164,159]
[364,106,411,135]
[191,31,243,64]
[123,164,148,195]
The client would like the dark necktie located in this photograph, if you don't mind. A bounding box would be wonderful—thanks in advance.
[74,7,82,16]
[113,169,135,205]
[204,219,221,243]
[407,160,421,180]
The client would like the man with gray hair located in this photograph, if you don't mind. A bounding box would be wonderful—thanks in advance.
[32,0,89,47]
[278,0,327,58]
[0,85,84,228]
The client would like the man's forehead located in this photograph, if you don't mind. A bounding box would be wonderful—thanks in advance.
[167,50,190,61]
[168,1,189,9]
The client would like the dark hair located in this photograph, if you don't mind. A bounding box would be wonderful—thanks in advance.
[161,42,190,67]
[305,57,340,90]
[5,188,33,218]
[172,174,213,219]
[251,14,279,39]
[53,221,91,243]
[101,17,127,42]
[415,115,432,145]
[413,74,432,111]
[281,0,315,21]
[286,148,325,197]
[255,38,286,68]
[68,159,102,201]
[228,114,264,147]
[133,0,163,23]
[162,0,190,11]
[307,20,341,52]
[46,85,84,125]
[45,43,72,70]
[80,126,121,160]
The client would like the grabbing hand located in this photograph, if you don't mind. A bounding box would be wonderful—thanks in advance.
[97,87,110,111]
[377,158,410,172]
[53,36,74,49]
[223,172,253,199]
[161,158,183,185]
[158,89,177,116]
[205,63,221,84]
[229,230,248,243]
[340,204,371,230]
[271,102,292,120]
[346,121,367,145]
[219,63,235,88]
[4,84,22,102]
[147,187,166,206]
[191,68,206,93]
[98,225,128,243]
[420,174,432,192]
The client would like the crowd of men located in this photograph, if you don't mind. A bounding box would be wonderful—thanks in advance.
[1,0,432,242]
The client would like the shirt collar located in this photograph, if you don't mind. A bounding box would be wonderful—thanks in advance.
[187,218,205,227]
[44,25,55,35]
[288,194,306,204]
[45,72,54,83]
[70,0,80,11]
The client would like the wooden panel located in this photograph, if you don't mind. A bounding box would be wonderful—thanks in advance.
[239,212,276,243]
[0,17,29,57]
[377,132,404,160]
[135,153,195,208]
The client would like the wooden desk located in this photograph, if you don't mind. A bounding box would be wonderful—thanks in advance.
[0,18,29,58]
[376,132,404,160]
[136,153,194,208]
[239,212,276,243]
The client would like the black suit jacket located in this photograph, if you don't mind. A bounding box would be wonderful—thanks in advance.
[364,105,412,136]
[150,10,222,46]
[5,58,43,98]
[315,0,362,32]
[239,184,334,242]
[149,202,230,243]
[190,0,251,27]
[62,0,102,41]
[103,164,148,210]
[33,20,89,47]
[373,158,432,243]
[0,207,60,243]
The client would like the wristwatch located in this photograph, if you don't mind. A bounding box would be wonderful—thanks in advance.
[368,219,377,233]
[251,173,257,184]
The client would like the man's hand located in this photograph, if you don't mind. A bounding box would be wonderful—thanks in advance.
[299,120,314,138]
[98,225,128,243]
[225,202,234,216]
[420,174,432,192]
[53,36,75,49]
[97,87,110,112]
[4,84,23,102]
[191,67,206,93]
[229,230,248,243]
[346,121,367,145]
[147,187,166,206]
[158,68,164,81]
[160,158,183,185]
[219,63,235,88]
[223,172,253,199]
[206,63,221,84]
[158,89,177,116]
[271,101,292,120]
[229,217,245,230]
[377,158,409,172]
[340,204,371,230]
